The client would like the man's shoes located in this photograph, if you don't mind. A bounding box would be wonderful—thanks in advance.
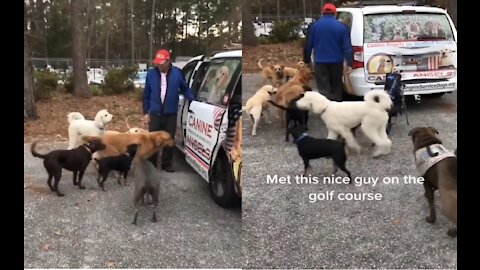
[161,165,175,173]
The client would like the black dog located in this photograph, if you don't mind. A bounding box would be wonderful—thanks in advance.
[95,144,138,191]
[288,125,352,181]
[30,139,106,197]
[269,94,310,142]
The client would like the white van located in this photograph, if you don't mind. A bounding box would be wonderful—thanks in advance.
[336,5,457,97]
[175,50,242,208]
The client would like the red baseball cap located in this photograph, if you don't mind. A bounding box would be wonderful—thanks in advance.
[153,49,170,65]
[322,3,336,14]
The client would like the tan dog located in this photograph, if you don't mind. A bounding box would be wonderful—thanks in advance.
[438,49,454,68]
[104,117,149,136]
[258,58,285,87]
[83,131,174,162]
[208,65,230,103]
[408,127,457,237]
[273,67,314,125]
[283,61,306,81]
[243,85,278,136]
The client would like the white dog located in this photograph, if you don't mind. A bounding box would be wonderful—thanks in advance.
[243,85,278,136]
[67,109,114,149]
[295,90,393,157]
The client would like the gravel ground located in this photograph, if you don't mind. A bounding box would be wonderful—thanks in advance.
[241,74,457,269]
[24,142,241,268]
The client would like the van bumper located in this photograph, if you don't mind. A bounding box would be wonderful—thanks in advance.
[348,71,457,96]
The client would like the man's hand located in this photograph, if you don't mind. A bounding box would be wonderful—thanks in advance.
[143,114,150,127]
[347,66,352,74]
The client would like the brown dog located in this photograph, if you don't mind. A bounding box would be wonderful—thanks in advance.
[83,131,174,161]
[258,58,285,87]
[273,67,314,126]
[283,61,306,81]
[408,127,457,237]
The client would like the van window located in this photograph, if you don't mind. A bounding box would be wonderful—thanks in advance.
[196,59,241,106]
[363,13,455,42]
[182,60,199,85]
[337,12,353,29]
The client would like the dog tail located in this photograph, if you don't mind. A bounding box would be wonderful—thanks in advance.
[267,100,289,110]
[258,58,266,70]
[242,103,253,113]
[364,90,391,107]
[30,140,48,159]
[125,116,132,129]
[67,112,85,124]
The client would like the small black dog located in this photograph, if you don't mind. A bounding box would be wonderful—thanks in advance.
[288,125,352,181]
[95,144,138,191]
[269,94,310,142]
[30,139,106,197]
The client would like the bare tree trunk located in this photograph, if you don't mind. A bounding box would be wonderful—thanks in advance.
[149,0,156,63]
[124,0,128,58]
[71,0,90,97]
[105,31,109,67]
[171,7,177,61]
[446,0,457,27]
[130,0,135,65]
[24,1,38,120]
[259,0,263,21]
[277,0,280,21]
[242,0,257,46]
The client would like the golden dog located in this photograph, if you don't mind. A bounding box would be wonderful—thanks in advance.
[83,131,174,162]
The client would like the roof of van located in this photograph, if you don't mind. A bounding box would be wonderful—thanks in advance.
[186,49,241,64]
[212,50,242,58]
[338,5,447,15]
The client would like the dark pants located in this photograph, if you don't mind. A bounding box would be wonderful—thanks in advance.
[148,113,177,168]
[314,63,344,102]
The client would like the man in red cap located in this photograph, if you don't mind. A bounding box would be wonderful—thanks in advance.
[142,48,195,172]
[303,2,353,102]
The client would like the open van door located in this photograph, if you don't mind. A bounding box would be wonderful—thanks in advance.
[184,57,241,206]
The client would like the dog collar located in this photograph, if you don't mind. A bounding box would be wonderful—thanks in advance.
[295,133,308,143]
[81,145,93,154]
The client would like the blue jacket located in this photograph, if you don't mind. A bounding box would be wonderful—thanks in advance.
[304,15,353,66]
[142,64,195,115]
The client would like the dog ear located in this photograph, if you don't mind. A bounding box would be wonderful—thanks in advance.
[154,131,173,147]
[408,127,421,137]
[280,65,285,70]
[428,127,439,134]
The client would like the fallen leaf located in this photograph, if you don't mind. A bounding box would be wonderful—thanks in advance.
[54,231,63,236]
[393,219,401,225]
[106,261,116,268]
[41,244,52,251]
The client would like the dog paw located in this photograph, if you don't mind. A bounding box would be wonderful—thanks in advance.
[447,228,457,237]
[426,216,436,223]
[79,185,86,190]
[56,192,65,197]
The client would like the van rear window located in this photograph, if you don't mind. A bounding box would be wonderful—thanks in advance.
[363,13,455,43]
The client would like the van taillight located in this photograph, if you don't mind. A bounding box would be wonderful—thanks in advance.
[352,46,364,69]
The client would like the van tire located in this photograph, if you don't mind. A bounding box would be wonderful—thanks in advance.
[209,150,241,208]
